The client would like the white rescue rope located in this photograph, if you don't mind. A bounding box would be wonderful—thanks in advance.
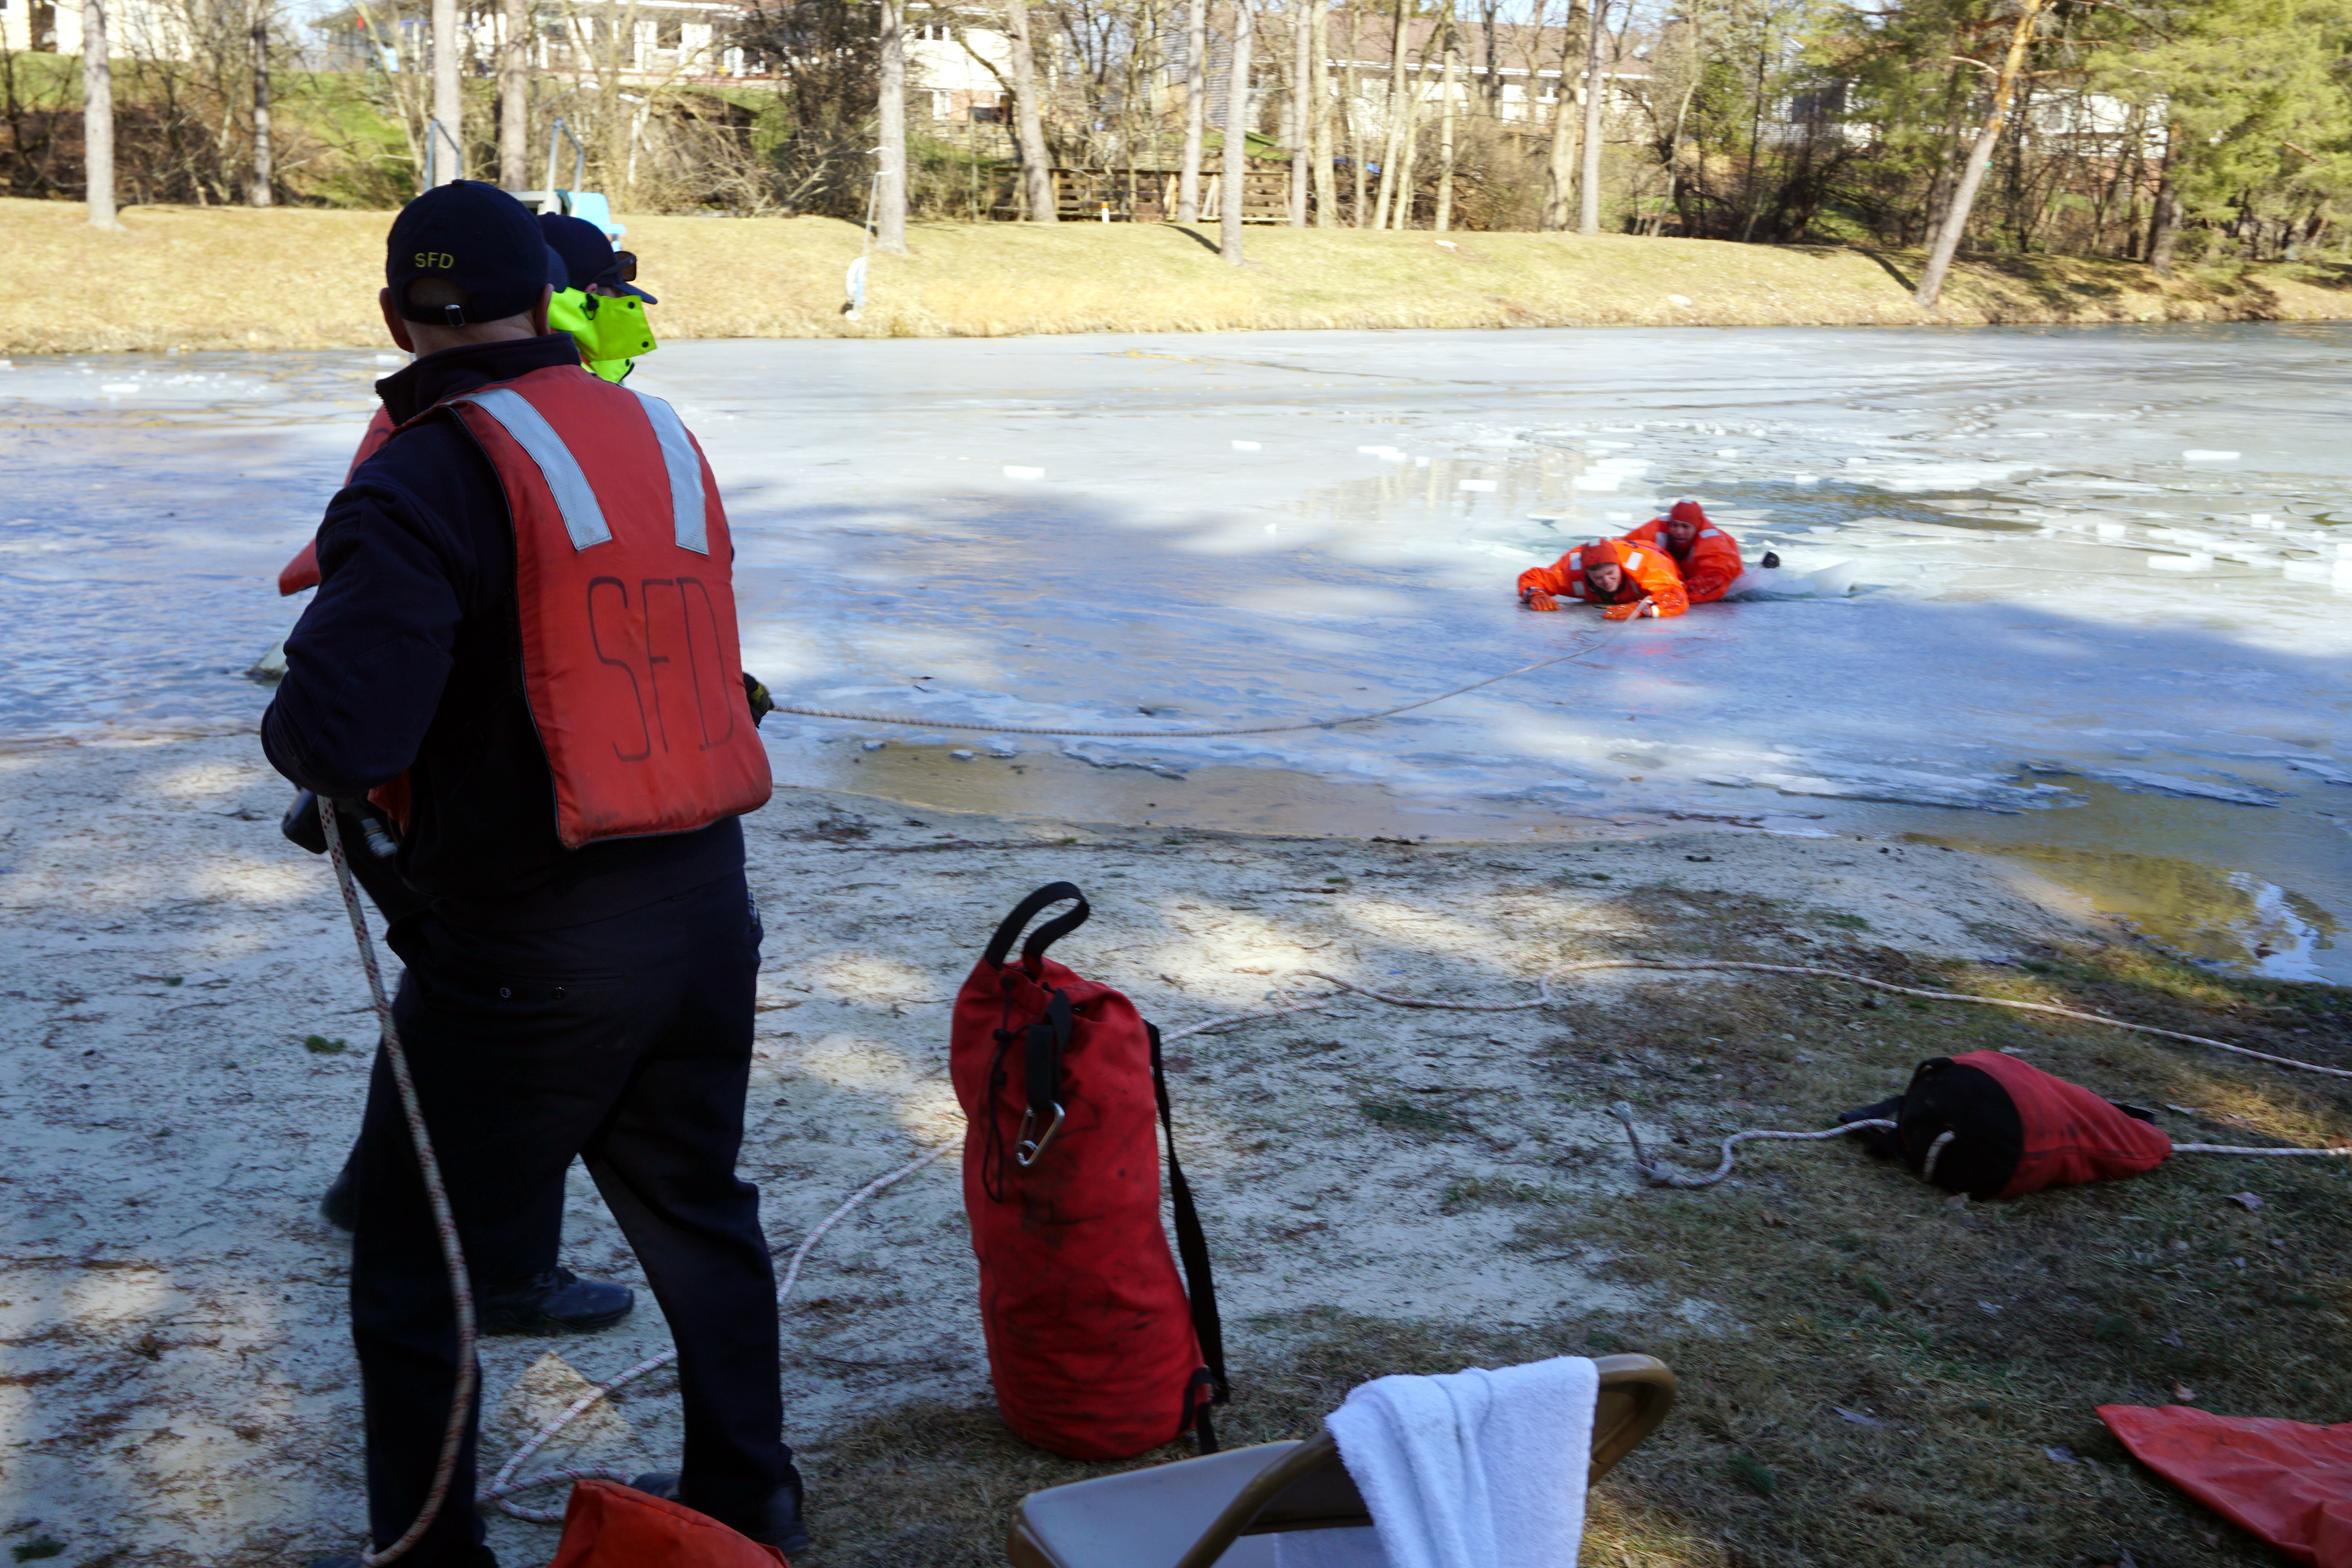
[1549,958,2352,1081]
[482,1142,955,1521]
[1608,1103,1898,1189]
[768,622,1631,737]
[321,799,479,1566]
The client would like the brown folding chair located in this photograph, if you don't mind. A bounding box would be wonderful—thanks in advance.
[1007,1353,1677,1568]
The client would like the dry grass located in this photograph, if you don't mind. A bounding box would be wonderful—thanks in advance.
[789,901,2350,1568]
[9,196,2352,354]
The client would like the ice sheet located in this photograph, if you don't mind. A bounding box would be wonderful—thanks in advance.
[3,322,2347,978]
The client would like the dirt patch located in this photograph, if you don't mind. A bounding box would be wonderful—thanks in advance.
[0,731,2343,1566]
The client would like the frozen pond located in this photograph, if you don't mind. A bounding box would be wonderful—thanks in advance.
[3,323,2348,981]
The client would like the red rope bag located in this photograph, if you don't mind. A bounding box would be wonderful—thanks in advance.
[950,884,1227,1461]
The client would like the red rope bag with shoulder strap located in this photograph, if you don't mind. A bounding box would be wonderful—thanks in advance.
[951,884,1227,1461]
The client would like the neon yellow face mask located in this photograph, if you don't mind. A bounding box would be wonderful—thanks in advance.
[549,288,658,384]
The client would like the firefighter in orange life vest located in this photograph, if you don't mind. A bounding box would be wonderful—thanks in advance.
[264,182,806,1568]
[1515,536,1691,619]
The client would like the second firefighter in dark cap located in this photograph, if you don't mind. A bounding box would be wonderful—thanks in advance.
[541,211,658,383]
[268,179,807,1566]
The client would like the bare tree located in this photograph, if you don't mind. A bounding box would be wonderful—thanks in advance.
[1915,0,2050,307]
[1575,0,1604,233]
[1005,0,1056,220]
[247,0,272,204]
[1178,0,1207,221]
[1221,0,1251,260]
[431,0,461,181]
[82,0,118,225]
[1369,0,1404,227]
[1310,0,1335,225]
[1433,7,1455,230]
[877,0,908,249]
[1287,0,1308,223]
[1540,0,1580,230]
[498,0,530,187]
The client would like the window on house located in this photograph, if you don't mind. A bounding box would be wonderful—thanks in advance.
[656,16,681,46]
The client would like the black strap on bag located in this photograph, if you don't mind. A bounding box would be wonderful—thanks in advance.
[983,882,1091,972]
[981,886,1089,1199]
[1150,1020,1229,1453]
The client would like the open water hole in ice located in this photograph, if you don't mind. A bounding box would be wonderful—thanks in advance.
[2,323,2347,980]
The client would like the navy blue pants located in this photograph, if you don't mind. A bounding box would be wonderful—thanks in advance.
[351,872,787,1565]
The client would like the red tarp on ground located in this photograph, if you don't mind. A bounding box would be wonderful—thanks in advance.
[2099,1404,2352,1568]
[547,1479,790,1568]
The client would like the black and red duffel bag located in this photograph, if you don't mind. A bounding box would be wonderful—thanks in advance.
[950,883,1226,1460]
[1848,1050,2173,1200]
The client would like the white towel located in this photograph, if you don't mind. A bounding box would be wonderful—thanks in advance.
[1272,1356,1598,1568]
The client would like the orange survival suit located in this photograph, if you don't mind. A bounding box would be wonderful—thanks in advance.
[1516,537,1690,620]
[1622,499,1744,604]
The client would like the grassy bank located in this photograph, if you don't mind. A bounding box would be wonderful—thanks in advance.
[8,195,2352,354]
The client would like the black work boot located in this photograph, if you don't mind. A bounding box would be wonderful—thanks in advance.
[630,1463,811,1558]
[479,1267,634,1334]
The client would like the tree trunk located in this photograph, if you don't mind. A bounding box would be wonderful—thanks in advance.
[1178,0,1207,222]
[1345,4,1367,225]
[1287,0,1309,225]
[1005,0,1057,221]
[1389,32,1424,228]
[1370,0,1405,229]
[248,2,273,205]
[82,0,118,227]
[497,0,529,188]
[1651,73,1693,235]
[1914,0,2047,308]
[1575,0,1604,234]
[1310,0,1334,226]
[877,0,907,251]
[2147,154,2181,276]
[1433,24,1455,231]
[432,0,461,183]
[1737,16,1766,241]
[1221,0,1251,261]
[1540,0,1581,231]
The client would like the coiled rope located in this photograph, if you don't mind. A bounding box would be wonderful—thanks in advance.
[321,798,477,1566]
[768,621,1631,738]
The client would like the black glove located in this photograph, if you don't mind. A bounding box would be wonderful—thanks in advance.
[743,672,775,728]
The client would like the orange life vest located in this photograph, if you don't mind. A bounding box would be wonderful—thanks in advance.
[276,408,395,597]
[437,363,772,849]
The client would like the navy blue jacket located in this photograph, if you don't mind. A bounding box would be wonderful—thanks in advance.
[262,334,742,929]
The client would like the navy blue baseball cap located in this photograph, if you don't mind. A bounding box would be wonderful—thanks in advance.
[385,181,550,325]
[539,212,657,303]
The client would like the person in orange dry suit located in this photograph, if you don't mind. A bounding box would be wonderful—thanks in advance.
[1621,498,1764,605]
[1515,536,1690,619]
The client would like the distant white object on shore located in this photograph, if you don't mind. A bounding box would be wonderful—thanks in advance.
[1232,439,1262,451]
[2147,552,2214,572]
[2182,449,2241,461]
[1003,465,1044,479]
[1459,479,1497,492]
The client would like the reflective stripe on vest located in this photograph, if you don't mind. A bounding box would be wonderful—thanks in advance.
[458,387,613,550]
[634,391,710,555]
